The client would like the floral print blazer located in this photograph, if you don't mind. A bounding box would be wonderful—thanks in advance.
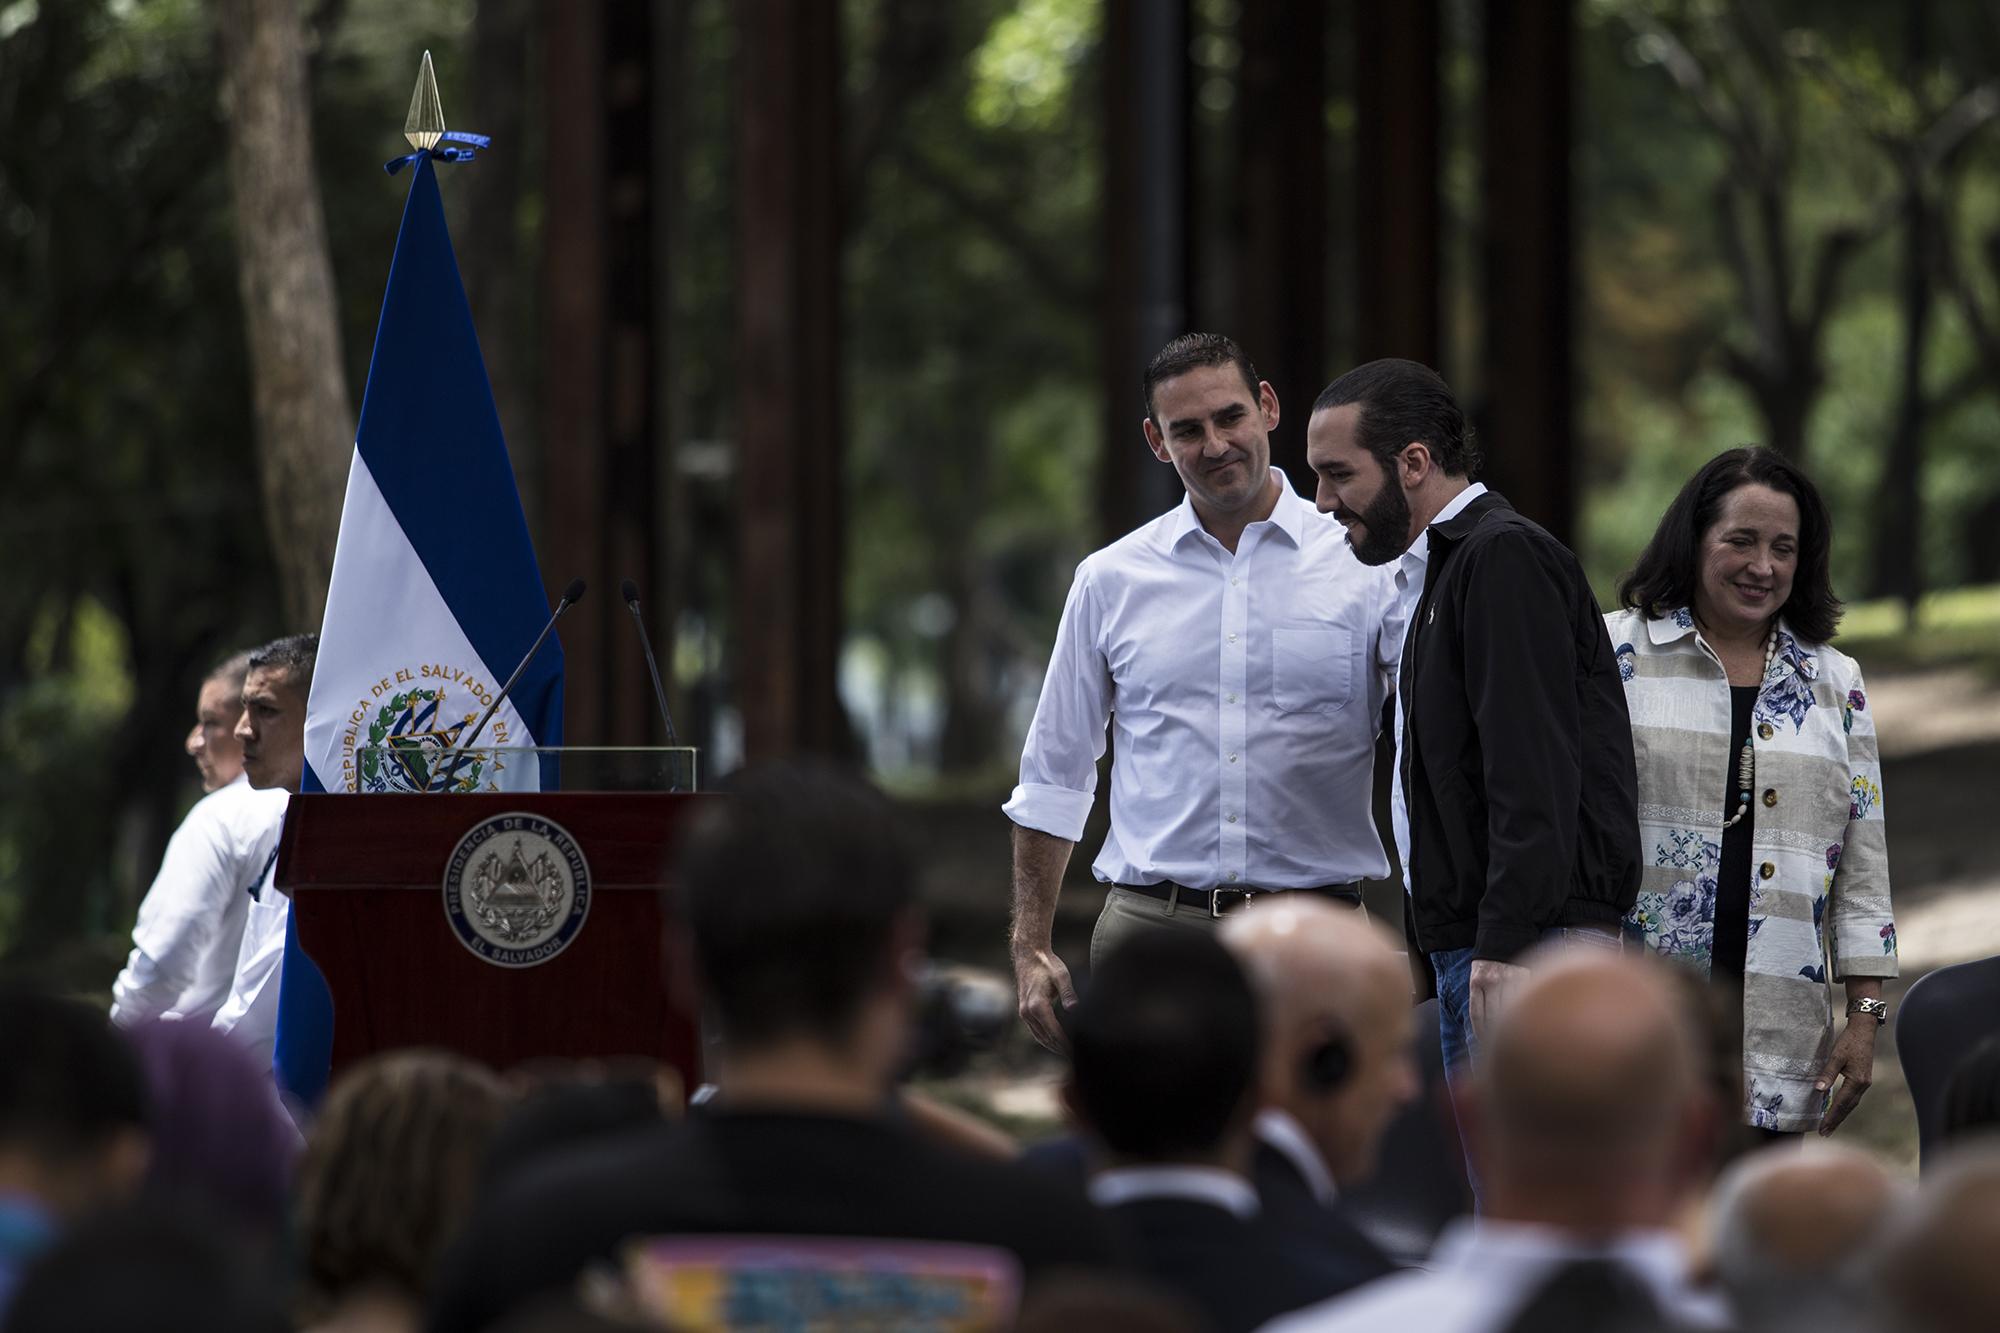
[1604,607,1897,1133]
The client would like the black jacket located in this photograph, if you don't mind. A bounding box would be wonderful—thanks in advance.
[1399,492,1640,960]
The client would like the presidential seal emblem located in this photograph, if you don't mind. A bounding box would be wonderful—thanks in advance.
[442,813,590,968]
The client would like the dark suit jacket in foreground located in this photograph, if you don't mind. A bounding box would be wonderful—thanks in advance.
[429,1110,1121,1333]
[1105,1196,1382,1333]
[1398,491,1641,961]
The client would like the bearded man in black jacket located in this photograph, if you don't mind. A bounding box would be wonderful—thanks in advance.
[1304,359,1640,1091]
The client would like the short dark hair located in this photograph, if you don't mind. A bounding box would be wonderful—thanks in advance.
[204,650,254,702]
[1068,931,1260,1162]
[1617,447,1842,644]
[1311,358,1482,479]
[674,761,918,1049]
[1143,333,1261,424]
[247,633,319,692]
[0,985,148,1162]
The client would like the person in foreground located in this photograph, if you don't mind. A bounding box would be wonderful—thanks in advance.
[429,762,1119,1333]
[1304,359,1639,1077]
[1608,447,1896,1137]
[1218,897,1414,1270]
[1264,952,1726,1333]
[1008,332,1398,1053]
[1066,930,1383,1332]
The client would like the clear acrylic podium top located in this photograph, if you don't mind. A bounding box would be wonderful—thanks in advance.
[350,746,698,794]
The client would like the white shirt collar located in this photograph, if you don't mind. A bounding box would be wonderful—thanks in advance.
[1395,481,1487,586]
[1088,1166,1261,1219]
[1254,1108,1338,1205]
[1167,468,1308,552]
[1432,1218,1694,1295]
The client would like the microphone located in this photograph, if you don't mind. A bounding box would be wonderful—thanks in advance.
[434,577,585,791]
[620,578,681,746]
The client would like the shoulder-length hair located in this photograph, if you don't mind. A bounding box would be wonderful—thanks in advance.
[1618,446,1843,644]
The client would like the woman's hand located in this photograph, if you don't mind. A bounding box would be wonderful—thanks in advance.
[1814,1018,1879,1135]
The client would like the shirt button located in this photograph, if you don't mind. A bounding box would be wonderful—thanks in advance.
[1231,576,1240,587]
[1762,788,1778,808]
[1226,871,1239,882]
[1227,633,1237,643]
[1227,753,1238,764]
[1759,861,1776,881]
[1226,692,1238,703]
[1758,723,1774,740]
[1226,812,1238,823]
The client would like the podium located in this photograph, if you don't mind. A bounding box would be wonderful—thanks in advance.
[276,789,705,1087]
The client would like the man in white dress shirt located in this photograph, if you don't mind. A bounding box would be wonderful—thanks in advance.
[210,634,315,1067]
[109,651,291,1028]
[1265,952,1726,1333]
[1007,334,1399,1052]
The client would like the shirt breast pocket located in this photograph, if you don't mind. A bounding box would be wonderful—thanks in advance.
[1272,626,1356,715]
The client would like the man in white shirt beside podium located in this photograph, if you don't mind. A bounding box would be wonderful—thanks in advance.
[110,651,289,1029]
[1007,333,1399,1053]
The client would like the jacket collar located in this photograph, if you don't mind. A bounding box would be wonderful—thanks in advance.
[1646,609,1817,685]
[1427,489,1510,549]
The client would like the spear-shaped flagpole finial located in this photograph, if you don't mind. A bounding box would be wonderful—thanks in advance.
[405,49,445,151]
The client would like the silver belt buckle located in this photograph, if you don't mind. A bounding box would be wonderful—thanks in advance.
[1210,886,1254,918]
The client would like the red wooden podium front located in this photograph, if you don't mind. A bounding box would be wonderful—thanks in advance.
[276,793,704,1086]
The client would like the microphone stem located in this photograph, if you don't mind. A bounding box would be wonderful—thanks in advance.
[435,598,571,792]
[625,600,680,747]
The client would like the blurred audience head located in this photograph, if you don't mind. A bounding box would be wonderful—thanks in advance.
[0,986,149,1222]
[1707,1142,1904,1327]
[294,1050,507,1324]
[1876,1144,2000,1333]
[673,761,921,1085]
[1462,952,1708,1234]
[122,1019,296,1241]
[480,1069,670,1198]
[1220,898,1418,1186]
[1065,931,1260,1168]
[1940,1032,2000,1149]
[187,649,252,792]
[237,632,316,792]
[0,1208,286,1333]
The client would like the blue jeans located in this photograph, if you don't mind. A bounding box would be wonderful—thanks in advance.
[1431,927,1624,1207]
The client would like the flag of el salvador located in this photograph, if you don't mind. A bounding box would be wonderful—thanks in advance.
[276,152,563,1107]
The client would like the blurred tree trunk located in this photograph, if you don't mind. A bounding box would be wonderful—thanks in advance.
[216,0,354,630]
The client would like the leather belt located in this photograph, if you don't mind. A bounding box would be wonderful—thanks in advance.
[1116,880,1364,919]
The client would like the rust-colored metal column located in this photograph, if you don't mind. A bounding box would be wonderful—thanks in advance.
[735,0,845,759]
[540,1,660,746]
[1353,0,1440,370]
[1099,0,1193,544]
[1481,0,1574,538]
[1237,0,1328,490]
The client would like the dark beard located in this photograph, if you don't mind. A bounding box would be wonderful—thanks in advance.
[1348,470,1413,566]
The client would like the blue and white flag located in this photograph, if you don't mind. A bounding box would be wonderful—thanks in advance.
[278,150,563,1105]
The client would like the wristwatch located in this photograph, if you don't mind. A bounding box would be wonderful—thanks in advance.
[1847,996,1889,1025]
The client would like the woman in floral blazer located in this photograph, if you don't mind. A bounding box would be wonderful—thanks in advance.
[1608,447,1895,1137]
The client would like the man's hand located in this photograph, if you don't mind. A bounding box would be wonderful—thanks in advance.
[1815,1018,1878,1136]
[1013,945,1078,1054]
[1468,958,1529,1040]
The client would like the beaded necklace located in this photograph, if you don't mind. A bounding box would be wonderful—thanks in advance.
[1719,627,1779,831]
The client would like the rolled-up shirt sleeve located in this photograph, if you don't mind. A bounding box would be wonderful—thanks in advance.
[1003,562,1110,843]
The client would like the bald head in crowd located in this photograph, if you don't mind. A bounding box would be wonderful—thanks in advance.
[1220,899,1417,1186]
[1707,1144,1903,1326]
[1877,1146,2000,1333]
[1460,951,1709,1234]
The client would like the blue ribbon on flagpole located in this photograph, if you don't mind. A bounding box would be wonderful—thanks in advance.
[384,130,493,175]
